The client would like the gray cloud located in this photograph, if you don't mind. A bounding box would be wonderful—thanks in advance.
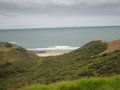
[0,0,120,29]
[0,0,120,16]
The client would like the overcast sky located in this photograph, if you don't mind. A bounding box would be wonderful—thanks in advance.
[0,0,120,29]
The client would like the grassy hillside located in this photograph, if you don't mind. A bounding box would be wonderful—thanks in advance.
[26,40,120,85]
[0,42,40,89]
[0,42,39,76]
[20,75,120,90]
[0,40,120,90]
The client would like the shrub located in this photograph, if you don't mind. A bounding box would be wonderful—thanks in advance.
[5,43,12,48]
[15,47,26,53]
[6,61,12,66]
[101,53,107,57]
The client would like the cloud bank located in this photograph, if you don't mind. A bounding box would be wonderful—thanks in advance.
[0,0,120,29]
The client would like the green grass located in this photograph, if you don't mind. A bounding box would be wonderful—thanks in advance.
[20,75,120,90]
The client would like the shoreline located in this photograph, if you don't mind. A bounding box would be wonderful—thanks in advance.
[28,46,79,57]
[30,50,73,57]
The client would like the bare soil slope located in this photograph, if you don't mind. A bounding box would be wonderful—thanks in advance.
[100,39,120,55]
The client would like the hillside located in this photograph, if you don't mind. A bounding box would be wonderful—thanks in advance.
[27,40,120,84]
[0,39,120,90]
[0,42,40,89]
[0,42,39,76]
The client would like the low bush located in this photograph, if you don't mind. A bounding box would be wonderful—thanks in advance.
[5,43,12,48]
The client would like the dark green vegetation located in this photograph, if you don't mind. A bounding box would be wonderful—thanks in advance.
[21,75,120,90]
[0,42,39,89]
[0,40,120,90]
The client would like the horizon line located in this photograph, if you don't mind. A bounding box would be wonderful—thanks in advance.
[0,25,120,31]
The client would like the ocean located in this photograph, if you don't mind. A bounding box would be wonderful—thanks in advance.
[0,26,120,50]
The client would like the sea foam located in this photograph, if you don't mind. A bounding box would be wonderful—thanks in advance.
[28,46,79,51]
[9,42,17,44]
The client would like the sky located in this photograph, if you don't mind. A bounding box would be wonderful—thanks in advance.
[0,0,120,29]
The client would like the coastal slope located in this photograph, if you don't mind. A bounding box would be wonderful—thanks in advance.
[0,42,39,89]
[30,40,120,84]
[0,39,120,89]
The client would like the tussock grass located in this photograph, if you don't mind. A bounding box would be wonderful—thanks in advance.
[20,75,120,90]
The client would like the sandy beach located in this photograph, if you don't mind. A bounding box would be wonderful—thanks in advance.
[30,50,72,57]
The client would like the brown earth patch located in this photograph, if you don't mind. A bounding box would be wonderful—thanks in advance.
[99,39,120,55]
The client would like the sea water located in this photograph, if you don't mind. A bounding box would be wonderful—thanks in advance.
[0,26,120,50]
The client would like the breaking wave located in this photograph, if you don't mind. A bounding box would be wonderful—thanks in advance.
[9,42,17,44]
[28,46,79,51]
